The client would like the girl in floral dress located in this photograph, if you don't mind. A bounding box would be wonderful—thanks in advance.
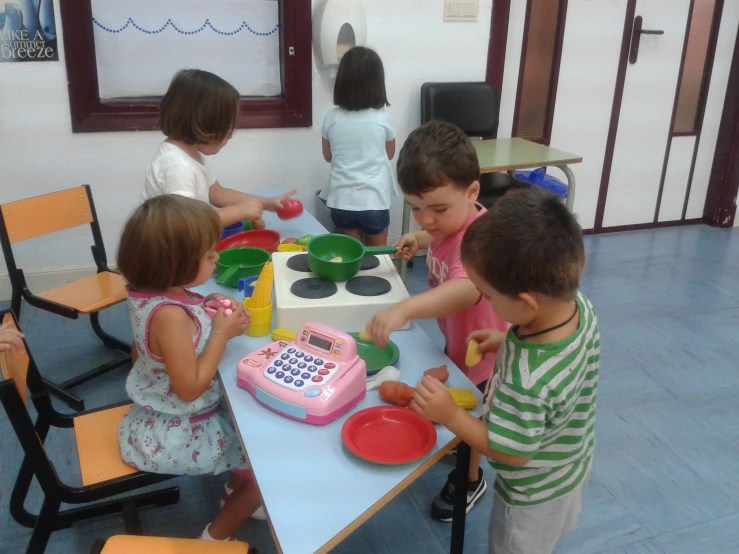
[117,194,258,542]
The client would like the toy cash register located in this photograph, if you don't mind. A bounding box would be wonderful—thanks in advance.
[236,322,366,424]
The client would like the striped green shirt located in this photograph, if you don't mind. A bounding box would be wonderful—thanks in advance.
[483,293,599,506]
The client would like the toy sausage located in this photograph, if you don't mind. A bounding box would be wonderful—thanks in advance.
[423,364,449,383]
[378,381,415,407]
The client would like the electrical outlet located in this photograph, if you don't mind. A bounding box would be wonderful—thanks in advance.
[444,0,478,22]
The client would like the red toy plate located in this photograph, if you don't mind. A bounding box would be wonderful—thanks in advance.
[217,229,280,253]
[341,406,437,465]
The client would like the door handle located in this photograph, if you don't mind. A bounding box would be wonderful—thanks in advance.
[629,16,665,64]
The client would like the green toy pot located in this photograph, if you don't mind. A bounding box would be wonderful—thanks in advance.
[215,247,270,288]
[306,234,396,282]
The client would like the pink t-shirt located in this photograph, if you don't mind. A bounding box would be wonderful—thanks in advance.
[426,205,510,386]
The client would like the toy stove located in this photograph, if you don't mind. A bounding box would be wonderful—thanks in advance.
[273,252,411,333]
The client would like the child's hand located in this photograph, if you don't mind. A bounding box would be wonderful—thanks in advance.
[395,233,419,260]
[411,375,459,426]
[365,307,409,348]
[213,305,250,341]
[0,322,24,352]
[252,218,266,229]
[237,199,264,221]
[468,329,507,357]
[264,190,298,212]
[204,293,234,305]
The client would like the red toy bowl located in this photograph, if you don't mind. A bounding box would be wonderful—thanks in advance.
[217,229,280,253]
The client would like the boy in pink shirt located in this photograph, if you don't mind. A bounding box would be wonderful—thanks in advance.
[366,120,509,521]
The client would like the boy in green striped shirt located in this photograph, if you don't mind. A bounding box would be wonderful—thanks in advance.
[411,187,599,554]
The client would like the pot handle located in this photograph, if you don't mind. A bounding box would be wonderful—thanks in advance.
[217,266,241,286]
[364,246,398,256]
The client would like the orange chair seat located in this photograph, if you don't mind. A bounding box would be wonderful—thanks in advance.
[37,271,126,314]
[74,404,138,486]
[101,535,250,553]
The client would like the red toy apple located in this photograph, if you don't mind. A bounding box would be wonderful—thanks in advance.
[276,199,304,220]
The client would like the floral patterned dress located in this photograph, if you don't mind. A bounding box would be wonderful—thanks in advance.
[118,289,248,475]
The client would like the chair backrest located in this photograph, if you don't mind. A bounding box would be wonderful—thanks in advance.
[0,309,61,494]
[0,312,30,406]
[0,185,94,244]
[420,82,500,137]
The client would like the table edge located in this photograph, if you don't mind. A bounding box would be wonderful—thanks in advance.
[219,374,285,553]
[314,436,462,554]
[480,157,583,173]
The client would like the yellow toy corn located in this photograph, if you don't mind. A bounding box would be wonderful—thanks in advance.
[251,262,274,308]
[271,328,297,342]
[448,387,477,410]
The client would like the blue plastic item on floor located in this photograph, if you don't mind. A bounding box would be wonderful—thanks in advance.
[515,168,568,198]
[238,276,259,298]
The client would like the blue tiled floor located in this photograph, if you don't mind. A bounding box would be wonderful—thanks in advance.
[3,224,739,553]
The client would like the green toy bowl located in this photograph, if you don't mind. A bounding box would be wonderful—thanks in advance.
[350,333,400,375]
[215,247,270,288]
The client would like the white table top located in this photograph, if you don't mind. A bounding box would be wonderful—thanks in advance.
[196,186,483,554]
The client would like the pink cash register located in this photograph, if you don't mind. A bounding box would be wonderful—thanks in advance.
[236,322,366,424]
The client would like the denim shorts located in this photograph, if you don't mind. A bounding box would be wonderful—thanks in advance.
[330,208,390,236]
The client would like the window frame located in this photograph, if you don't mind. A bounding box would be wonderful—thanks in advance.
[511,0,568,146]
[671,0,723,137]
[58,0,311,133]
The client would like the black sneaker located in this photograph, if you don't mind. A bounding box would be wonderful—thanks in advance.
[431,467,487,522]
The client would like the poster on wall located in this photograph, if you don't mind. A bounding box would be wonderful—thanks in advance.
[0,0,58,63]
[91,0,281,99]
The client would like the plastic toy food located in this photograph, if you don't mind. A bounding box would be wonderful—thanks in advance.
[276,199,304,220]
[466,340,483,367]
[282,237,298,244]
[358,329,371,342]
[379,381,415,407]
[250,262,274,309]
[448,387,477,409]
[296,234,314,246]
[424,364,449,383]
[204,298,235,320]
[271,328,297,342]
[329,257,343,263]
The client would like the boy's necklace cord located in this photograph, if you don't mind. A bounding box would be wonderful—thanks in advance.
[515,304,579,341]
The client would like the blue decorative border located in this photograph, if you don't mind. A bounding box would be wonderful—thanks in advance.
[92,18,279,36]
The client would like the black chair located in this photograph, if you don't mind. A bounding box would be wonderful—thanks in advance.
[0,310,178,554]
[420,82,531,208]
[400,82,531,270]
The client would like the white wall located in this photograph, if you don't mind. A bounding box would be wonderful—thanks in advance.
[0,0,493,280]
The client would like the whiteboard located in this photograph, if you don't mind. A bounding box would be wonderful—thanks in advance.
[92,0,281,99]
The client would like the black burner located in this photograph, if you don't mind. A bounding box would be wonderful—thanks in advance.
[345,276,392,297]
[360,255,380,271]
[286,254,311,273]
[291,278,338,299]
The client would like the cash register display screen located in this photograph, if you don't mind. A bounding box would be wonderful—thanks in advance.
[308,334,333,352]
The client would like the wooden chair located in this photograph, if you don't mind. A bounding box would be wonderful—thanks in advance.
[90,536,254,554]
[0,310,179,554]
[0,185,131,411]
